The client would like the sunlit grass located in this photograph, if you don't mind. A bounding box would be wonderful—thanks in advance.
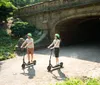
[51,77,100,85]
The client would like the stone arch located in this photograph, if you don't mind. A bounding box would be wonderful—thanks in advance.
[54,13,100,33]
[51,11,100,45]
[51,3,100,36]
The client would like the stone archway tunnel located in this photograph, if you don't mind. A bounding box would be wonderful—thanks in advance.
[55,16,100,46]
[15,0,100,47]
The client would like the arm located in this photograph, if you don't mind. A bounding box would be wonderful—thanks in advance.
[21,40,27,48]
[51,40,60,49]
[25,42,32,48]
[48,40,55,48]
[25,38,34,48]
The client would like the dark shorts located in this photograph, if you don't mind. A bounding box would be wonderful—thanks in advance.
[54,48,59,58]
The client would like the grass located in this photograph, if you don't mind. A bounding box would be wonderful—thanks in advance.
[51,77,100,85]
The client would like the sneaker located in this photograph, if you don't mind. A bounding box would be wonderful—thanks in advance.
[31,60,33,63]
[28,61,30,65]
[56,62,60,65]
[33,60,36,65]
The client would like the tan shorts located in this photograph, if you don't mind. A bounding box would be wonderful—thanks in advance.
[27,48,34,54]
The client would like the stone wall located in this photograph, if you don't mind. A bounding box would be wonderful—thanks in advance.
[15,0,100,39]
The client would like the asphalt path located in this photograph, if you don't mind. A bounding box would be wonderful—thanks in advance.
[0,43,100,85]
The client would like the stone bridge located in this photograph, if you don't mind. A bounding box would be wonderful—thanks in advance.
[15,0,100,45]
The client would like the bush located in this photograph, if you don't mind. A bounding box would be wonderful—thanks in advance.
[0,29,9,37]
[0,39,16,61]
[0,29,16,61]
[11,20,40,38]
[85,78,100,85]
[52,77,100,85]
[0,29,11,45]
[56,78,84,85]
[0,46,15,61]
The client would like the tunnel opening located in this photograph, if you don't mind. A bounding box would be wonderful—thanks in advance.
[55,17,100,46]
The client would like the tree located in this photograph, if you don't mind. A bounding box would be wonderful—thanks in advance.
[9,0,48,7]
[9,0,35,7]
[0,0,17,23]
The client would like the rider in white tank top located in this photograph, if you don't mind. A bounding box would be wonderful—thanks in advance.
[25,38,34,48]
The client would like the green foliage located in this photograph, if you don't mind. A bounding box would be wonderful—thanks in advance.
[56,78,84,85]
[0,0,17,22]
[0,19,42,61]
[0,29,9,36]
[9,0,35,7]
[0,29,11,45]
[0,29,16,61]
[0,37,11,45]
[51,78,100,85]
[85,78,100,85]
[0,46,15,61]
[9,0,49,7]
[11,20,41,38]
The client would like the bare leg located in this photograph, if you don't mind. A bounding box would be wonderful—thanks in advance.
[31,53,33,62]
[27,54,30,63]
[56,58,59,64]
[31,48,34,62]
[27,48,30,63]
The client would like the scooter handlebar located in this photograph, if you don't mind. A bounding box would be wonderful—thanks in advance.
[20,47,26,51]
[50,49,53,51]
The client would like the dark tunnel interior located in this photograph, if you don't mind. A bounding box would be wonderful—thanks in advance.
[56,17,100,46]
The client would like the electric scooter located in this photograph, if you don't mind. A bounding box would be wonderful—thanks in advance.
[47,49,63,72]
[21,48,36,70]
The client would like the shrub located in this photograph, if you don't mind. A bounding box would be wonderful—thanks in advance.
[0,47,15,61]
[0,29,11,45]
[0,29,16,61]
[0,29,9,37]
[11,20,40,38]
[59,78,84,85]
[85,78,100,85]
[51,77,100,85]
[0,39,16,61]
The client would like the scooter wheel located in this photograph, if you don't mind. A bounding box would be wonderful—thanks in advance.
[47,66,51,72]
[22,63,25,70]
[33,60,36,65]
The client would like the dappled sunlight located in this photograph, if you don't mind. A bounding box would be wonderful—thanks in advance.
[1,47,100,85]
[33,46,100,78]
[0,61,4,71]
[34,43,100,63]
[34,51,100,78]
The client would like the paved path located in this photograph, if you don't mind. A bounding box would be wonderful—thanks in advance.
[0,43,100,85]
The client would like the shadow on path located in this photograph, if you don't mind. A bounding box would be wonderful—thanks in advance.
[60,43,100,63]
[35,43,100,63]
[16,51,27,57]
[21,66,35,79]
[52,69,68,81]
[0,61,4,71]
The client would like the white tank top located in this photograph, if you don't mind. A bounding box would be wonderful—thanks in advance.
[26,38,34,48]
[53,39,60,48]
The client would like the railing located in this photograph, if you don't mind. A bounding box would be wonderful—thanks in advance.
[15,0,100,17]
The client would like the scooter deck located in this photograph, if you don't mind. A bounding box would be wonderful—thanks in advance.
[25,64,34,68]
[51,62,63,68]
[25,62,35,66]
[25,60,36,65]
[22,60,36,70]
[51,66,63,72]
[52,64,61,68]
[47,62,64,72]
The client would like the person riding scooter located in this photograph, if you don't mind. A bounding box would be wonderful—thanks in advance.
[21,33,35,64]
[48,33,61,65]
